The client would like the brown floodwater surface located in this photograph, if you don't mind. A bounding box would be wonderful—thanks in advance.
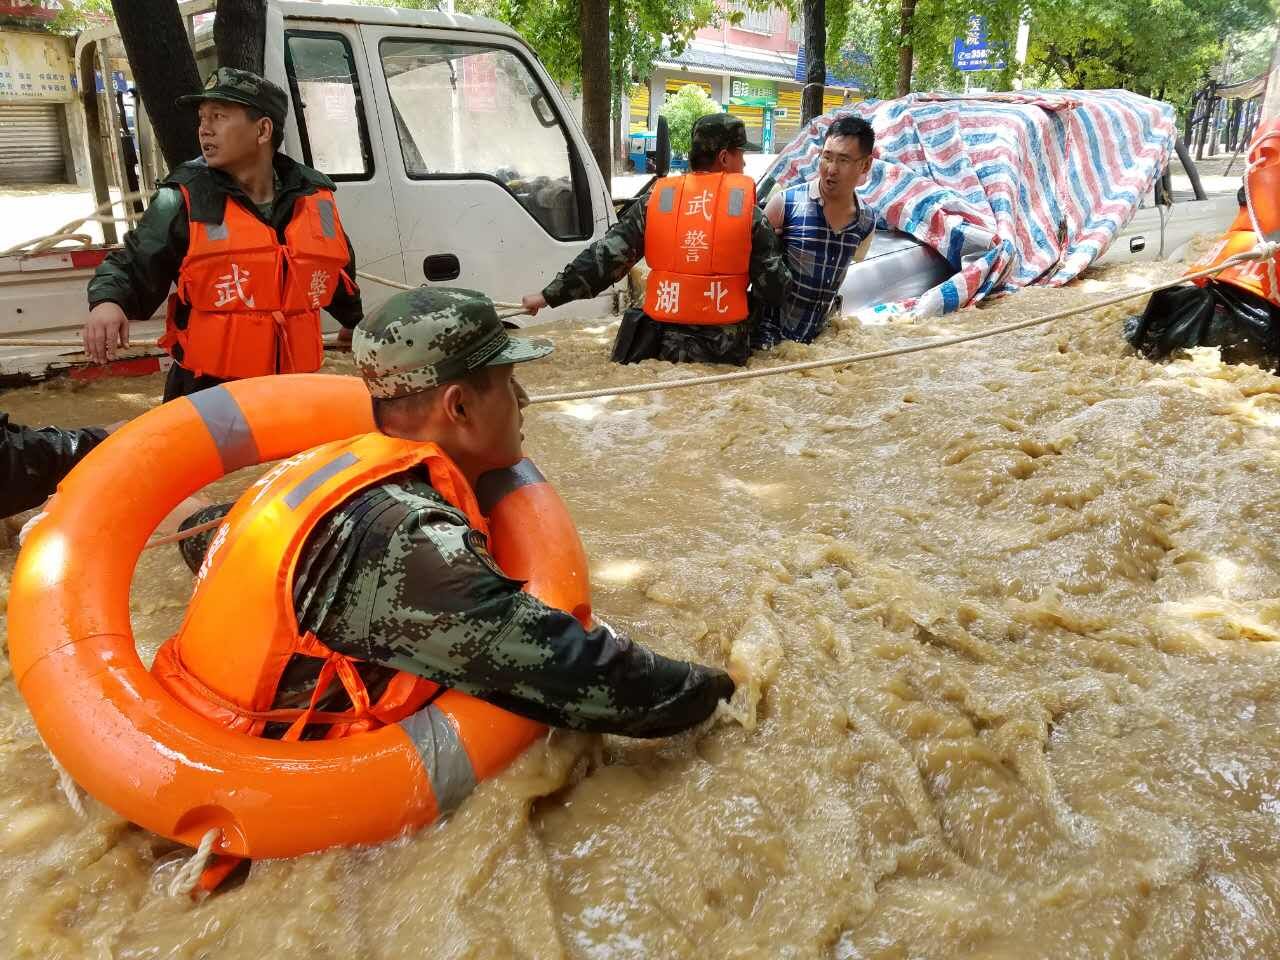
[3,258,1280,959]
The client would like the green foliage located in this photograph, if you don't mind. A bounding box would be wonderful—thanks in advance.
[824,0,1276,108]
[659,82,722,155]
[47,0,114,34]
[1025,0,1275,108]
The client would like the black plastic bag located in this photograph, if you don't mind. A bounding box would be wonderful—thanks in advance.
[1,415,108,518]
[1124,280,1280,370]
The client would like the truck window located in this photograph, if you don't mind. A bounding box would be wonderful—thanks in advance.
[284,31,372,180]
[378,39,585,240]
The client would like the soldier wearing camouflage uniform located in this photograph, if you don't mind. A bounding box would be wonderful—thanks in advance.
[84,68,362,401]
[521,114,790,366]
[177,287,734,738]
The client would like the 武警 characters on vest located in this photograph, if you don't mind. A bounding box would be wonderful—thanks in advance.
[519,113,791,367]
[84,68,364,403]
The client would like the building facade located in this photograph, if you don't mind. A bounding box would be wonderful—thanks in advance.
[630,1,866,155]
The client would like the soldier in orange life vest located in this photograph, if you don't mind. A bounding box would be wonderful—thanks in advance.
[168,287,736,741]
[521,113,790,366]
[84,68,363,401]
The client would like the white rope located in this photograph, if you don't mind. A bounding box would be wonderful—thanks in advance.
[167,828,220,898]
[354,270,524,311]
[47,750,86,817]
[0,191,146,258]
[526,242,1280,406]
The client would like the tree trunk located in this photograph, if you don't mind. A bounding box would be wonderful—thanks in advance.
[579,0,612,180]
[801,0,825,123]
[215,0,267,75]
[110,0,201,169]
[895,0,916,98]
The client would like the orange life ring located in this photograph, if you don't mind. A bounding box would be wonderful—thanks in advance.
[8,374,592,860]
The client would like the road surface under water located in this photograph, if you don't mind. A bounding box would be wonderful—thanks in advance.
[2,259,1279,959]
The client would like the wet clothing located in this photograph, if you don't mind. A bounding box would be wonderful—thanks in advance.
[542,182,790,366]
[179,468,733,738]
[755,180,876,347]
[88,154,362,397]
[1,415,107,518]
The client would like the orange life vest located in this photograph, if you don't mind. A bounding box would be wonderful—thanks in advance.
[1188,117,1280,308]
[643,171,754,325]
[159,185,352,379]
[152,431,484,741]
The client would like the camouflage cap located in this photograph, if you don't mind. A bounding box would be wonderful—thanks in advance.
[354,287,553,399]
[176,67,289,128]
[691,112,748,155]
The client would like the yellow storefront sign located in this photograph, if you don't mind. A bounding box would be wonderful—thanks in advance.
[0,30,73,102]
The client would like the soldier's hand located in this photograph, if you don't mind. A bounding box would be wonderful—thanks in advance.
[521,292,547,316]
[335,326,354,351]
[84,302,130,364]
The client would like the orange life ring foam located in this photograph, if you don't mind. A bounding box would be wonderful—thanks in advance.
[8,374,592,860]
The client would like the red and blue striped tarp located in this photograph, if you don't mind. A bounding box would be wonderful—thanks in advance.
[759,90,1178,318]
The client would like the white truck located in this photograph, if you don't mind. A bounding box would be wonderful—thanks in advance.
[1,0,623,383]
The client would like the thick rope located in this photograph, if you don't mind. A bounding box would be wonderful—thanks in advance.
[0,334,347,350]
[0,191,146,258]
[167,828,220,898]
[145,517,223,551]
[46,748,86,817]
[354,270,524,311]
[526,243,1280,406]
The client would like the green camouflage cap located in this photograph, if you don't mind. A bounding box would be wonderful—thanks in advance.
[355,287,553,399]
[691,112,748,155]
[176,67,289,128]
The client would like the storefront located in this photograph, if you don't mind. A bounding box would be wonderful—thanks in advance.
[0,29,74,183]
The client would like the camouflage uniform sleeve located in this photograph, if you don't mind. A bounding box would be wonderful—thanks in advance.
[542,199,648,308]
[748,205,790,309]
[87,186,189,321]
[319,486,734,737]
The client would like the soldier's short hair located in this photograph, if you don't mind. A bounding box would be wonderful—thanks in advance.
[371,366,495,431]
[245,106,285,151]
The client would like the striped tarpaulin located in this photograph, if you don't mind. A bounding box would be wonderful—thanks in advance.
[759,90,1177,319]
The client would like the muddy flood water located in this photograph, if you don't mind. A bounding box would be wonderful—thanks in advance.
[2,258,1280,959]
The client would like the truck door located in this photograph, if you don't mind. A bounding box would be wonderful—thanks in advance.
[278,20,409,319]
[357,24,617,321]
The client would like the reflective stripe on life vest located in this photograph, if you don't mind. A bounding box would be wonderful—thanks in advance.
[643,172,753,325]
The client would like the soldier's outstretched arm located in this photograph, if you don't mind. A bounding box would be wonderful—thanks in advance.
[316,499,735,738]
[538,199,649,309]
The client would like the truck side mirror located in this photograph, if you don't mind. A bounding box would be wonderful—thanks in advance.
[655,116,671,177]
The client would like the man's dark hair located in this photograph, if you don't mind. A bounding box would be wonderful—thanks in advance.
[246,105,285,151]
[824,115,874,157]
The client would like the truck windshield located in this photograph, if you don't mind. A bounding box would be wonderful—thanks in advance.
[379,39,584,240]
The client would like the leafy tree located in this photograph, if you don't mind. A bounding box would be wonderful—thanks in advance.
[659,82,721,156]
[1024,0,1275,109]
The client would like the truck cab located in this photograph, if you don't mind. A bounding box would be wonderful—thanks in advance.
[70,0,618,327]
